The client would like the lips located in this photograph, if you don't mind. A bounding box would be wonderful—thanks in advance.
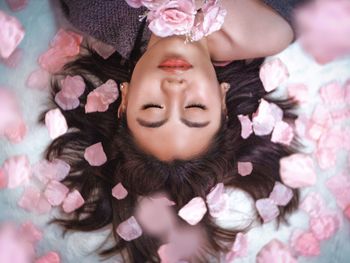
[158,58,193,72]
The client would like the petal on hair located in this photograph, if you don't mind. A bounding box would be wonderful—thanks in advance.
[60,75,85,99]
[84,142,107,166]
[320,82,345,104]
[310,214,340,241]
[5,0,28,12]
[112,183,128,200]
[150,196,176,207]
[54,91,80,111]
[26,69,50,91]
[19,222,42,244]
[18,186,41,212]
[226,232,248,262]
[44,108,68,139]
[256,239,296,263]
[271,121,294,145]
[269,182,293,206]
[280,153,317,188]
[259,58,289,92]
[255,198,279,223]
[269,103,283,123]
[116,216,142,241]
[3,155,31,189]
[237,161,253,176]
[178,197,207,225]
[252,99,276,136]
[124,0,143,8]
[91,40,117,59]
[36,195,52,214]
[206,183,228,218]
[38,48,71,74]
[50,29,82,56]
[290,230,320,256]
[44,180,69,206]
[35,251,61,263]
[62,189,85,213]
[287,83,309,103]
[238,115,253,139]
[0,11,25,59]
[326,173,350,210]
[158,243,179,263]
[85,80,119,113]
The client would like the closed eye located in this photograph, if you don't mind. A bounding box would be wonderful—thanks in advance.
[142,104,163,110]
[185,104,206,110]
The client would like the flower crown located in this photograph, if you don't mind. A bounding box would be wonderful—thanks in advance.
[125,0,227,42]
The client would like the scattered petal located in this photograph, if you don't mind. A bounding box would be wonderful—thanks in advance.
[226,232,248,262]
[290,230,320,256]
[256,239,296,263]
[44,180,69,206]
[287,83,309,103]
[238,115,253,139]
[116,216,142,241]
[237,161,253,176]
[252,99,276,136]
[320,82,345,104]
[91,39,117,59]
[19,222,42,244]
[259,58,289,92]
[255,198,279,223]
[280,153,317,188]
[0,168,7,189]
[310,214,339,241]
[300,192,325,217]
[84,142,107,166]
[3,155,31,189]
[26,69,50,91]
[112,182,128,200]
[269,182,293,206]
[62,189,85,213]
[271,121,294,145]
[60,75,85,99]
[45,108,68,139]
[55,91,80,111]
[206,183,228,218]
[326,173,350,210]
[178,197,207,225]
[5,0,28,12]
[35,252,61,263]
[315,147,337,170]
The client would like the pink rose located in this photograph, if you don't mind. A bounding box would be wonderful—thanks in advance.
[148,0,196,37]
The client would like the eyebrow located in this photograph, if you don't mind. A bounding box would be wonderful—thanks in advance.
[136,118,210,128]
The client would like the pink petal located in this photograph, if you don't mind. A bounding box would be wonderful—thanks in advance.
[290,230,320,256]
[5,0,28,12]
[237,115,253,139]
[91,39,117,59]
[0,48,23,68]
[308,105,332,140]
[252,99,276,136]
[33,159,70,184]
[50,29,83,52]
[18,186,41,212]
[317,127,344,151]
[116,216,142,241]
[300,192,325,218]
[279,153,317,188]
[38,48,71,74]
[226,232,248,262]
[345,80,350,104]
[84,142,107,166]
[44,180,69,206]
[326,173,350,210]
[54,91,80,111]
[315,147,337,170]
[112,182,128,200]
[4,118,27,143]
[3,155,31,188]
[0,11,25,59]
[62,189,85,213]
[259,58,289,92]
[26,69,50,91]
[19,222,42,244]
[45,108,68,139]
[237,161,253,176]
[178,197,207,225]
[344,205,350,220]
[157,243,179,263]
[206,183,228,218]
[310,214,339,241]
[287,83,309,103]
[269,103,284,123]
[255,198,279,223]
[60,75,85,99]
[256,239,296,263]
[320,82,345,104]
[36,196,52,214]
[271,121,294,145]
[85,79,119,113]
[269,182,293,206]
[35,252,60,263]
[0,168,7,189]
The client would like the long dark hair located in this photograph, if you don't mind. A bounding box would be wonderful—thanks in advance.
[39,33,299,262]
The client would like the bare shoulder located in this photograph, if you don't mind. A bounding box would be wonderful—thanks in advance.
[208,0,294,62]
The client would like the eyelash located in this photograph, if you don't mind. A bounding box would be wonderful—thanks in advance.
[142,104,163,109]
[185,104,206,110]
[142,104,206,110]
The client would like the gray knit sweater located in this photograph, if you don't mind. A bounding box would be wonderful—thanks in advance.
[59,0,303,60]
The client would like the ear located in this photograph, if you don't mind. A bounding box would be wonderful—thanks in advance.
[219,82,230,111]
[118,82,129,118]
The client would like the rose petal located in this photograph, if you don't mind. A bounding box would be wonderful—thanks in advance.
[255,198,279,223]
[315,147,337,170]
[91,40,117,59]
[0,10,25,59]
[206,183,228,218]
[116,216,143,241]
[84,142,107,166]
[310,214,340,241]
[4,118,27,143]
[3,155,31,188]
[44,180,69,206]
[259,58,289,92]
[290,230,320,256]
[5,0,28,12]
[320,82,345,104]
[237,161,253,176]
[62,189,85,213]
[18,186,41,212]
[0,48,23,68]
[326,173,350,210]
[252,99,276,136]
[256,239,296,263]
[54,91,80,111]
[269,182,293,206]
[271,121,294,145]
[344,205,350,220]
[287,83,309,103]
[35,252,61,263]
[60,75,85,99]
[178,197,207,225]
[0,168,7,189]
[226,232,248,262]
[33,159,70,184]
[280,153,317,188]
[26,69,50,91]
[19,222,42,244]
[112,182,128,200]
[45,108,68,139]
[238,115,253,139]
[300,192,325,217]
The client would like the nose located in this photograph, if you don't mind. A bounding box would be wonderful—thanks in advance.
[161,78,187,94]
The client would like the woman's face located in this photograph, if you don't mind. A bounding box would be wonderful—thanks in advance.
[122,36,228,161]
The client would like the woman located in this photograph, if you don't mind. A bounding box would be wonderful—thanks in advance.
[42,0,303,262]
